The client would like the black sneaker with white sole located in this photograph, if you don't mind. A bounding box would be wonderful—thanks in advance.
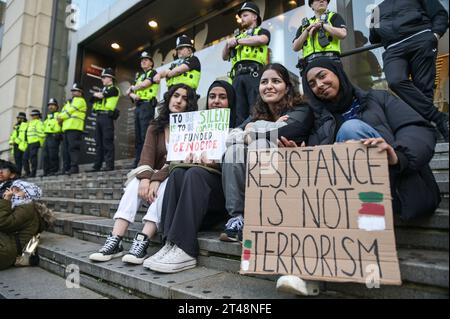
[89,234,124,262]
[122,233,150,265]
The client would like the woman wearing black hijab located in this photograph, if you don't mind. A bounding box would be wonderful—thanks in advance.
[303,58,440,220]
[143,81,235,274]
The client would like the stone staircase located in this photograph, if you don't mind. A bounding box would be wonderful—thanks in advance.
[18,143,449,299]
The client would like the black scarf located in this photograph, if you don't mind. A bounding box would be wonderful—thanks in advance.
[206,80,237,128]
[302,58,356,115]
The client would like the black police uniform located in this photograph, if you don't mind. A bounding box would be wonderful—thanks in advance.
[369,0,449,140]
[132,68,159,168]
[92,85,120,171]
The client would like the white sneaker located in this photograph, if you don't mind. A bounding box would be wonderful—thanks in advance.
[148,244,196,274]
[143,242,173,269]
[276,276,320,296]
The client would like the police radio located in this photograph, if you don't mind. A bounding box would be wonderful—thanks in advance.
[301,17,310,31]
[229,28,241,60]
[318,13,331,48]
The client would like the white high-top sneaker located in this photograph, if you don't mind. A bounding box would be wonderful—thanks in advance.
[276,275,320,296]
[143,242,173,269]
[148,244,196,273]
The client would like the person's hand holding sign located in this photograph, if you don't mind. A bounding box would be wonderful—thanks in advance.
[361,138,398,166]
[277,136,306,148]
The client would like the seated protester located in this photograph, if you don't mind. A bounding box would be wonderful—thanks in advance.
[0,181,44,270]
[89,84,198,264]
[277,58,441,297]
[220,63,314,242]
[143,80,237,274]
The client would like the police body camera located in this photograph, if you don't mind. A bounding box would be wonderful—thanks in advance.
[318,13,331,48]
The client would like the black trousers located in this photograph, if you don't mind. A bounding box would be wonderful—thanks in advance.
[161,167,227,257]
[383,31,440,123]
[63,130,83,172]
[13,145,24,176]
[42,134,61,174]
[23,142,40,177]
[134,100,156,167]
[94,114,115,169]
[232,72,260,127]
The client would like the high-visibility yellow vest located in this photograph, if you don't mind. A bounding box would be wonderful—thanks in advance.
[135,70,159,101]
[27,119,45,146]
[43,112,62,134]
[302,12,342,58]
[9,124,20,146]
[93,85,121,112]
[231,27,269,69]
[167,70,201,90]
[59,97,87,132]
[18,122,29,152]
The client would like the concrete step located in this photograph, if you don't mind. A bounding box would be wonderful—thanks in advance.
[435,143,449,154]
[39,175,448,201]
[0,267,106,299]
[431,158,449,171]
[395,209,449,230]
[38,232,307,299]
[395,227,449,251]
[38,179,126,190]
[49,213,449,290]
[25,169,129,183]
[43,188,125,201]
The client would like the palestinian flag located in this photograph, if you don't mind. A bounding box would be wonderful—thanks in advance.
[358,192,386,231]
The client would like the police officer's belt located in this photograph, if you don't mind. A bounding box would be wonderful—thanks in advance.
[136,99,154,106]
[96,111,113,115]
[233,62,262,77]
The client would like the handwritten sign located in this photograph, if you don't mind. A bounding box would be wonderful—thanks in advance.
[168,109,230,161]
[240,143,402,286]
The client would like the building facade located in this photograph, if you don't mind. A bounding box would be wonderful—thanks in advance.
[0,0,448,163]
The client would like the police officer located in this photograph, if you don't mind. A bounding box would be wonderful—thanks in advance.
[42,98,62,176]
[23,110,45,177]
[293,0,347,73]
[369,0,449,142]
[156,35,201,91]
[127,52,160,168]
[58,83,87,175]
[222,2,271,127]
[8,112,27,176]
[90,68,121,172]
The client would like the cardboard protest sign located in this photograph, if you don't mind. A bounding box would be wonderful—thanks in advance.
[167,109,230,161]
[240,143,402,286]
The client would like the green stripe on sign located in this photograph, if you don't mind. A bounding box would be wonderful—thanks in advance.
[359,192,384,203]
[244,240,252,249]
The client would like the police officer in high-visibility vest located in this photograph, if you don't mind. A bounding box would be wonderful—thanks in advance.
[156,35,201,91]
[127,52,160,168]
[293,0,347,74]
[42,98,62,177]
[23,110,45,177]
[222,2,271,127]
[8,112,27,176]
[90,68,121,172]
[58,83,87,175]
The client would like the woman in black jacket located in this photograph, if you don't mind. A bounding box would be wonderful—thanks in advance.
[303,58,441,220]
[276,57,441,298]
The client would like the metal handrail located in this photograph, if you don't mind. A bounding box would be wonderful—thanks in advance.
[340,44,384,58]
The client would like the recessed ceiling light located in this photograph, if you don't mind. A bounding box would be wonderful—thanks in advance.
[111,43,121,50]
[288,0,297,5]
[148,20,158,28]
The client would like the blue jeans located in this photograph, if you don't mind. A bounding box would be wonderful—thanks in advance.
[336,119,381,143]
